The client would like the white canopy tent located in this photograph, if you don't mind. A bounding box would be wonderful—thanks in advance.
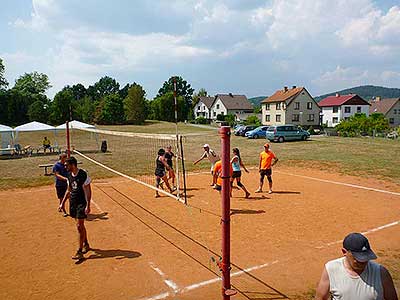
[0,124,14,150]
[56,120,95,130]
[14,121,55,132]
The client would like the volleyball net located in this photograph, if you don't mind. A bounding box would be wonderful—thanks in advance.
[69,127,187,203]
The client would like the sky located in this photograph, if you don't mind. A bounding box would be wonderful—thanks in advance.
[1,0,400,99]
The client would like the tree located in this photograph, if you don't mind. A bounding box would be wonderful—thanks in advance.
[0,58,8,90]
[119,83,130,100]
[74,96,96,123]
[49,88,74,124]
[28,100,48,123]
[88,76,120,101]
[245,115,261,126]
[13,71,51,95]
[124,83,146,124]
[149,92,185,122]
[157,76,194,120]
[94,94,124,124]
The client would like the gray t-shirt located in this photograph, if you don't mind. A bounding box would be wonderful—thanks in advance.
[326,257,383,300]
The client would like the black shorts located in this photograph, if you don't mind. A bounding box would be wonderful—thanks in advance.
[70,202,87,219]
[56,185,67,199]
[260,169,272,177]
[232,171,242,178]
[155,170,166,177]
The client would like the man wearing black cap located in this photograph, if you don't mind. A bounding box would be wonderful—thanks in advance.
[315,232,398,300]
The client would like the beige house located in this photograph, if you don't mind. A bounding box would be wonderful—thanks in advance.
[369,97,400,127]
[261,86,321,127]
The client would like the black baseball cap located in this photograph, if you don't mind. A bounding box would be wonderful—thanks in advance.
[343,233,377,262]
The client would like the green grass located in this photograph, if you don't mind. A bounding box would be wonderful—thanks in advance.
[0,121,399,190]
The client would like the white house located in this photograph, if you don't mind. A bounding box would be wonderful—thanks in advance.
[194,96,214,120]
[319,94,370,127]
[210,94,253,121]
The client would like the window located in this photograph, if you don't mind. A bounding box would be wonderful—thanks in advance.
[221,111,224,115]
[308,114,314,121]
[292,114,300,122]
[389,118,394,124]
[265,103,270,110]
[213,111,216,117]
[394,109,397,115]
[333,117,339,123]
[276,103,281,110]
[307,102,312,109]
[294,102,300,110]
[357,106,362,113]
[333,106,339,113]
[276,115,281,122]
[198,106,201,111]
[345,107,351,113]
[344,117,349,120]
[265,115,270,122]
[216,104,220,109]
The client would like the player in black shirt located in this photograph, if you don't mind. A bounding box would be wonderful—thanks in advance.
[155,148,174,198]
[164,145,176,189]
[60,156,92,260]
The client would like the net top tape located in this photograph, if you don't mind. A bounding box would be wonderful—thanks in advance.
[77,127,177,140]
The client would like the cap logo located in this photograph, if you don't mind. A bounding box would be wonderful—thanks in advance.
[362,246,367,251]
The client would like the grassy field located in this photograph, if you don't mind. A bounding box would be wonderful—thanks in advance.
[0,121,399,190]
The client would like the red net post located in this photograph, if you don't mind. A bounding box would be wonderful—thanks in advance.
[219,126,232,299]
[66,121,71,158]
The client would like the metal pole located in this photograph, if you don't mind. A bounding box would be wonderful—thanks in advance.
[179,136,188,205]
[66,121,71,158]
[219,126,233,299]
[173,77,181,199]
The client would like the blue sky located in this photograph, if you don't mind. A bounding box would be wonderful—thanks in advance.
[1,0,399,99]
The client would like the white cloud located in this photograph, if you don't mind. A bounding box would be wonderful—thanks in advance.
[9,0,59,31]
[337,5,400,54]
[312,65,400,92]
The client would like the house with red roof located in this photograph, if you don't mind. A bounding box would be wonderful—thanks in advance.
[261,86,320,127]
[319,93,370,127]
[369,97,400,127]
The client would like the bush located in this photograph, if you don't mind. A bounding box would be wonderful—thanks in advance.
[195,116,207,124]
[244,115,261,126]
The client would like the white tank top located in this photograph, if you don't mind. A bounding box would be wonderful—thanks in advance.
[326,257,383,300]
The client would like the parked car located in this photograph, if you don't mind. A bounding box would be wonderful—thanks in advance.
[234,125,245,136]
[266,124,310,142]
[245,126,269,139]
[236,125,258,137]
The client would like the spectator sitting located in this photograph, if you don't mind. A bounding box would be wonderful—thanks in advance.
[43,136,52,153]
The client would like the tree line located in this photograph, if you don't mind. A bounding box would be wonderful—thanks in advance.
[0,58,206,126]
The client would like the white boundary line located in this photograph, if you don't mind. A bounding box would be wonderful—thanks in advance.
[149,262,179,294]
[276,171,400,196]
[137,260,279,300]
[316,220,400,249]
[73,150,184,203]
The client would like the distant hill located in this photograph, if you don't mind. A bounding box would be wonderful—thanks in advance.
[315,85,400,102]
[248,96,267,107]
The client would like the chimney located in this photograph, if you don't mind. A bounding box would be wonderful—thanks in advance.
[375,96,381,102]
[229,93,233,97]
[292,85,297,89]
[335,93,340,97]
[284,86,288,92]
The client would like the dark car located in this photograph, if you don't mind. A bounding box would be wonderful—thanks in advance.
[236,125,258,136]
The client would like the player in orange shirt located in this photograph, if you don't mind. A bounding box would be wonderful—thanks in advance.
[213,160,233,195]
[255,143,278,194]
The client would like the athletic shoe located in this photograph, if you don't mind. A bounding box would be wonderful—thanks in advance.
[171,186,177,192]
[268,190,273,194]
[72,250,84,260]
[255,189,262,193]
[82,243,91,254]
[245,192,250,199]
